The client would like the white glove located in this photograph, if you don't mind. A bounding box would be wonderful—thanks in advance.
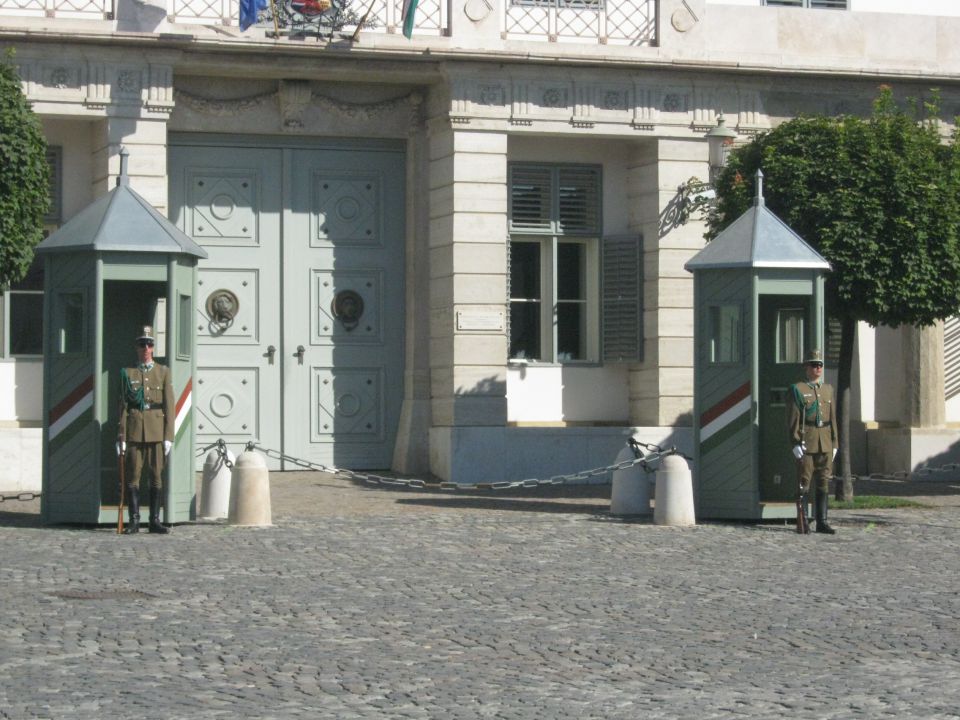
[116,440,126,456]
[832,448,838,461]
[163,440,172,456]
[792,444,804,460]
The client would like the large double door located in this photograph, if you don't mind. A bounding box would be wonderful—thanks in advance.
[169,137,405,468]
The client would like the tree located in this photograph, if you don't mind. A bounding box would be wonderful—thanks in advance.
[707,87,960,499]
[0,49,49,290]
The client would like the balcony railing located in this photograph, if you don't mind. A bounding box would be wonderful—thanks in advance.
[503,0,656,46]
[0,0,111,18]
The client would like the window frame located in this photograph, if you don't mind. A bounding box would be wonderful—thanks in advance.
[508,162,602,365]
[762,0,848,9]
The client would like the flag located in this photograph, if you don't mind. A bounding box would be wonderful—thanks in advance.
[401,0,419,39]
[240,0,268,31]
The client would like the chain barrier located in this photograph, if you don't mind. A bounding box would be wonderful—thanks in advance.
[196,438,235,471]
[832,460,960,486]
[0,492,40,503]
[233,438,692,492]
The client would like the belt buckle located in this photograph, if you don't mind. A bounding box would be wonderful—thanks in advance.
[816,420,824,427]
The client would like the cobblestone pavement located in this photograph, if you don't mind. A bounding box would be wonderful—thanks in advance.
[1,474,960,719]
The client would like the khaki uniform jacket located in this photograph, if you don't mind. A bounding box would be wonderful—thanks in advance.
[118,363,174,444]
[787,380,838,455]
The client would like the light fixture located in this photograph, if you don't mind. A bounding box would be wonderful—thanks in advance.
[705,112,737,180]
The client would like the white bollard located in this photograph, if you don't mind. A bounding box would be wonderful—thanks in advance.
[653,454,696,527]
[200,448,234,520]
[228,448,272,527]
[610,445,652,516]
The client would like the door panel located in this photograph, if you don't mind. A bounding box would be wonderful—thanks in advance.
[283,148,405,468]
[169,146,283,465]
[759,296,809,502]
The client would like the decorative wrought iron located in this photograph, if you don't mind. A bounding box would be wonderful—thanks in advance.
[503,0,655,46]
[0,0,111,17]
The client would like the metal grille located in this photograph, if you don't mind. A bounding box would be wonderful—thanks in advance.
[504,0,654,46]
[0,0,110,16]
[945,317,960,400]
[764,0,847,8]
[169,0,233,24]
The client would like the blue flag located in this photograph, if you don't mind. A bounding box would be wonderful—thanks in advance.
[240,0,268,31]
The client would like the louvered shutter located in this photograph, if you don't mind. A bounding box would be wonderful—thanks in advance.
[602,234,643,362]
[509,166,552,232]
[557,167,601,235]
[946,317,960,400]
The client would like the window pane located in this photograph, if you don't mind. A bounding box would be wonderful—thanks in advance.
[778,308,805,363]
[178,294,192,358]
[510,302,541,360]
[557,302,586,361]
[9,293,44,355]
[709,304,741,364]
[58,292,84,354]
[10,257,44,291]
[557,243,585,301]
[510,242,541,299]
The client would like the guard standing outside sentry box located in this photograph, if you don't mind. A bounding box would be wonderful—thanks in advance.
[684,171,831,520]
[37,149,207,526]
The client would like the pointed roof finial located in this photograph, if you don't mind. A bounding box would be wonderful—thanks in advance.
[754,169,764,207]
[117,147,130,188]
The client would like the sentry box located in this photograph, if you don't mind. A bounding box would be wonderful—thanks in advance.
[685,171,830,520]
[37,150,207,526]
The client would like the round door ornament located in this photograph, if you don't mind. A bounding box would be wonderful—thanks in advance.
[206,289,240,333]
[331,289,364,332]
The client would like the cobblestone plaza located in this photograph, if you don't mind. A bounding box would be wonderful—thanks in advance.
[2,475,959,719]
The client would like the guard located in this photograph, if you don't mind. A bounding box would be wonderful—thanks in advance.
[787,349,838,534]
[116,326,174,534]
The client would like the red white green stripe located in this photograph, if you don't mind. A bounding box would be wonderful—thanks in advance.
[174,379,192,440]
[48,376,94,445]
[700,381,751,445]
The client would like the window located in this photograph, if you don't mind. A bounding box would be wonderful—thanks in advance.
[1,148,60,358]
[763,0,847,8]
[709,304,742,364]
[508,164,601,363]
[55,291,86,355]
[178,294,192,359]
[777,308,805,364]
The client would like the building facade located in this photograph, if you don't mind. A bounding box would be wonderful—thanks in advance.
[2,0,960,491]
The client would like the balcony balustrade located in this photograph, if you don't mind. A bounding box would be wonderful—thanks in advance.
[504,0,656,45]
[0,0,111,19]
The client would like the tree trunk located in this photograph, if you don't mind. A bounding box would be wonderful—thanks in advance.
[835,315,857,501]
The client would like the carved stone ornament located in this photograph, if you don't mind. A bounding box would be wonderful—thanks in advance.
[279,79,313,129]
[671,2,698,33]
[174,89,276,116]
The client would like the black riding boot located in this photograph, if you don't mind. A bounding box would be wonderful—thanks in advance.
[123,487,140,534]
[815,490,836,534]
[148,488,169,534]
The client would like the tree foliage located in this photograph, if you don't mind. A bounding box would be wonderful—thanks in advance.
[708,87,960,329]
[0,50,48,289]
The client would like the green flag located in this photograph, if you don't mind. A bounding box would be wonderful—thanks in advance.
[401,0,419,39]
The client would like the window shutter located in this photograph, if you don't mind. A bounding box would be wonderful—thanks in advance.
[557,167,600,235]
[602,234,642,362]
[946,316,960,401]
[509,165,552,232]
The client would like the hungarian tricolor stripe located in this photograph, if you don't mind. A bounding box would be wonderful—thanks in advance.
[700,381,751,451]
[401,0,419,38]
[48,375,94,447]
[174,379,192,439]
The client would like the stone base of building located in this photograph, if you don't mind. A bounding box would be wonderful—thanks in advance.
[0,425,43,493]
[866,425,960,477]
[429,425,694,486]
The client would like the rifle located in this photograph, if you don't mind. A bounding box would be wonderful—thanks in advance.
[117,448,125,535]
[795,470,810,534]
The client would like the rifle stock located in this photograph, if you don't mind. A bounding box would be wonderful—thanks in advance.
[117,450,125,535]
[795,464,810,534]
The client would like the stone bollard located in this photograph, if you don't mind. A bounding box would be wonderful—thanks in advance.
[653,454,696,527]
[228,447,272,527]
[610,444,652,516]
[200,447,234,520]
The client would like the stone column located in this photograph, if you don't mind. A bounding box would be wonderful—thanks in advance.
[426,123,509,480]
[627,138,705,428]
[904,322,946,428]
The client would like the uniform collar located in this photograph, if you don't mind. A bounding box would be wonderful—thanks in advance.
[139,362,155,371]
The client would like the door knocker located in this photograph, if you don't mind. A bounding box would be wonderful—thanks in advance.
[331,289,364,332]
[206,289,239,333]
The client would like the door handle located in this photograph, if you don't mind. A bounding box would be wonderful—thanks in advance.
[294,345,305,365]
[266,345,276,364]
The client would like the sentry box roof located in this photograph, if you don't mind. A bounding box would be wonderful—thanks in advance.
[684,170,829,272]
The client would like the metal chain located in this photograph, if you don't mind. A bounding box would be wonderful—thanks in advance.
[832,461,960,485]
[0,492,40,503]
[244,439,690,492]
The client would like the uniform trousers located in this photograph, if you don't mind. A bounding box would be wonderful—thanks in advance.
[798,451,831,494]
[124,442,165,491]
